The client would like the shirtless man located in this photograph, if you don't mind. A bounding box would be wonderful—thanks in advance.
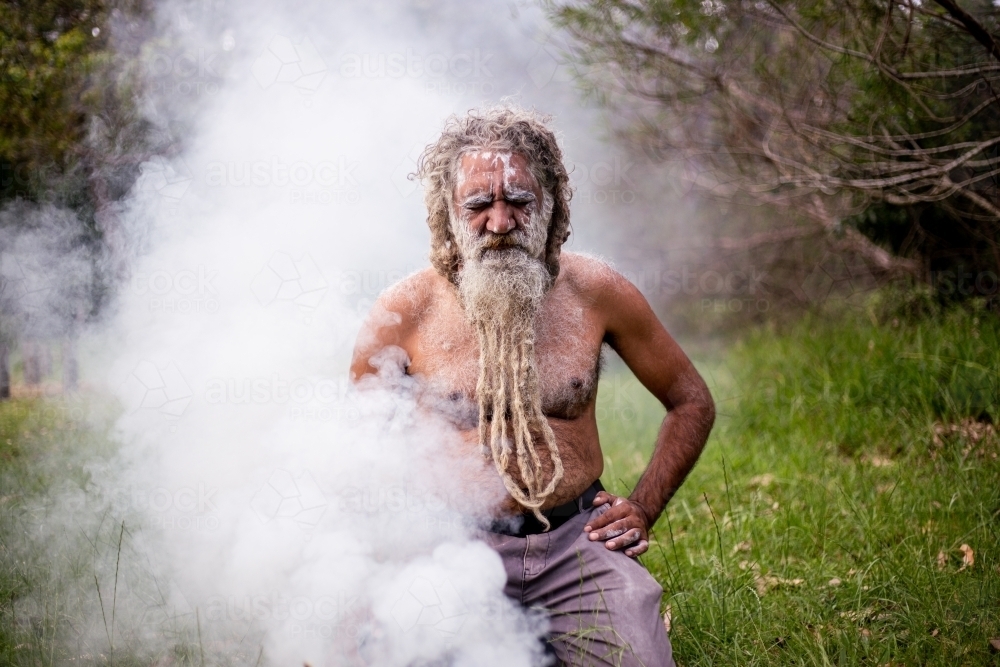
[350,107,715,666]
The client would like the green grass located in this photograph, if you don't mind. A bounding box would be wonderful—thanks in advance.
[3,299,999,665]
[1,396,101,666]
[0,397,186,667]
[598,302,1000,666]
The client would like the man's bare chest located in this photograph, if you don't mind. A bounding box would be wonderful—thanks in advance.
[406,295,606,425]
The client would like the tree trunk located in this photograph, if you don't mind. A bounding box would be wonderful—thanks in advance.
[0,344,10,400]
[62,337,78,392]
[40,342,52,380]
[23,340,40,386]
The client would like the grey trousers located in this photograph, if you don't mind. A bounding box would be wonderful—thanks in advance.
[482,504,676,667]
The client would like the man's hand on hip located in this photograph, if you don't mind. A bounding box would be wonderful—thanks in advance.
[584,490,650,558]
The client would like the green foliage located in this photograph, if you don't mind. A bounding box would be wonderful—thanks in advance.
[549,0,1000,294]
[0,1,154,336]
[0,0,149,210]
[598,300,1000,665]
[2,1,107,201]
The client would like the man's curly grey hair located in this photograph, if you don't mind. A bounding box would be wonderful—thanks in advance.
[414,105,573,284]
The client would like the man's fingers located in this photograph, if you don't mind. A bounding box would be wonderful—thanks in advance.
[590,491,614,509]
[625,540,649,558]
[584,503,631,534]
[601,524,628,540]
[606,528,642,550]
[583,494,650,552]
[591,518,640,542]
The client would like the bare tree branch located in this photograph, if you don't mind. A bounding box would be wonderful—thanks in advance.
[552,0,1000,286]
[933,0,1000,64]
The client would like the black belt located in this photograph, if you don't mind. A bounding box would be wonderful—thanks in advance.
[489,480,605,537]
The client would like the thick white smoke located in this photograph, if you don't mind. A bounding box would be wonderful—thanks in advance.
[47,1,630,665]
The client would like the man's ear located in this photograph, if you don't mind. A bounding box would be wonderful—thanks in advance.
[429,209,462,284]
[543,189,571,282]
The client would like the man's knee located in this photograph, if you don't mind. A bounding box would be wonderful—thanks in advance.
[609,563,673,666]
[549,549,674,666]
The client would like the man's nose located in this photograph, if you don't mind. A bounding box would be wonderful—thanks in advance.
[485,201,516,234]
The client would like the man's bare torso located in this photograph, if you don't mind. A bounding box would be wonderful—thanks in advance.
[353,252,616,513]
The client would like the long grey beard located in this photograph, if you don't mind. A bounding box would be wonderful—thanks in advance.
[457,250,564,529]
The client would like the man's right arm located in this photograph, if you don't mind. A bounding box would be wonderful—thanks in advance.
[349,273,426,384]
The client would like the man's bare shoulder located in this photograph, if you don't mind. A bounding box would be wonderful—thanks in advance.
[559,251,635,299]
[373,267,451,324]
[351,268,451,380]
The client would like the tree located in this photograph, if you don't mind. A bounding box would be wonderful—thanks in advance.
[0,0,151,395]
[548,0,1000,301]
[1,1,148,202]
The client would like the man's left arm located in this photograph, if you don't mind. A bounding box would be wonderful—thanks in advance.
[584,270,716,557]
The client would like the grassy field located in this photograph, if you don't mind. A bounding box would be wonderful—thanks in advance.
[598,299,1000,666]
[0,396,136,667]
[2,297,998,665]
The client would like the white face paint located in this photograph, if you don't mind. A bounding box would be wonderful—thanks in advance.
[450,150,552,265]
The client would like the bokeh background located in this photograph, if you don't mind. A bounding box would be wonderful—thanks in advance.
[1,1,999,665]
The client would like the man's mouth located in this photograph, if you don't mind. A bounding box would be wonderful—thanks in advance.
[480,246,529,262]
[479,235,527,255]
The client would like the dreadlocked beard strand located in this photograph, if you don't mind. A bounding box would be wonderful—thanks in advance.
[461,251,565,530]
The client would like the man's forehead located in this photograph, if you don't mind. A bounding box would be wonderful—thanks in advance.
[456,150,535,184]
